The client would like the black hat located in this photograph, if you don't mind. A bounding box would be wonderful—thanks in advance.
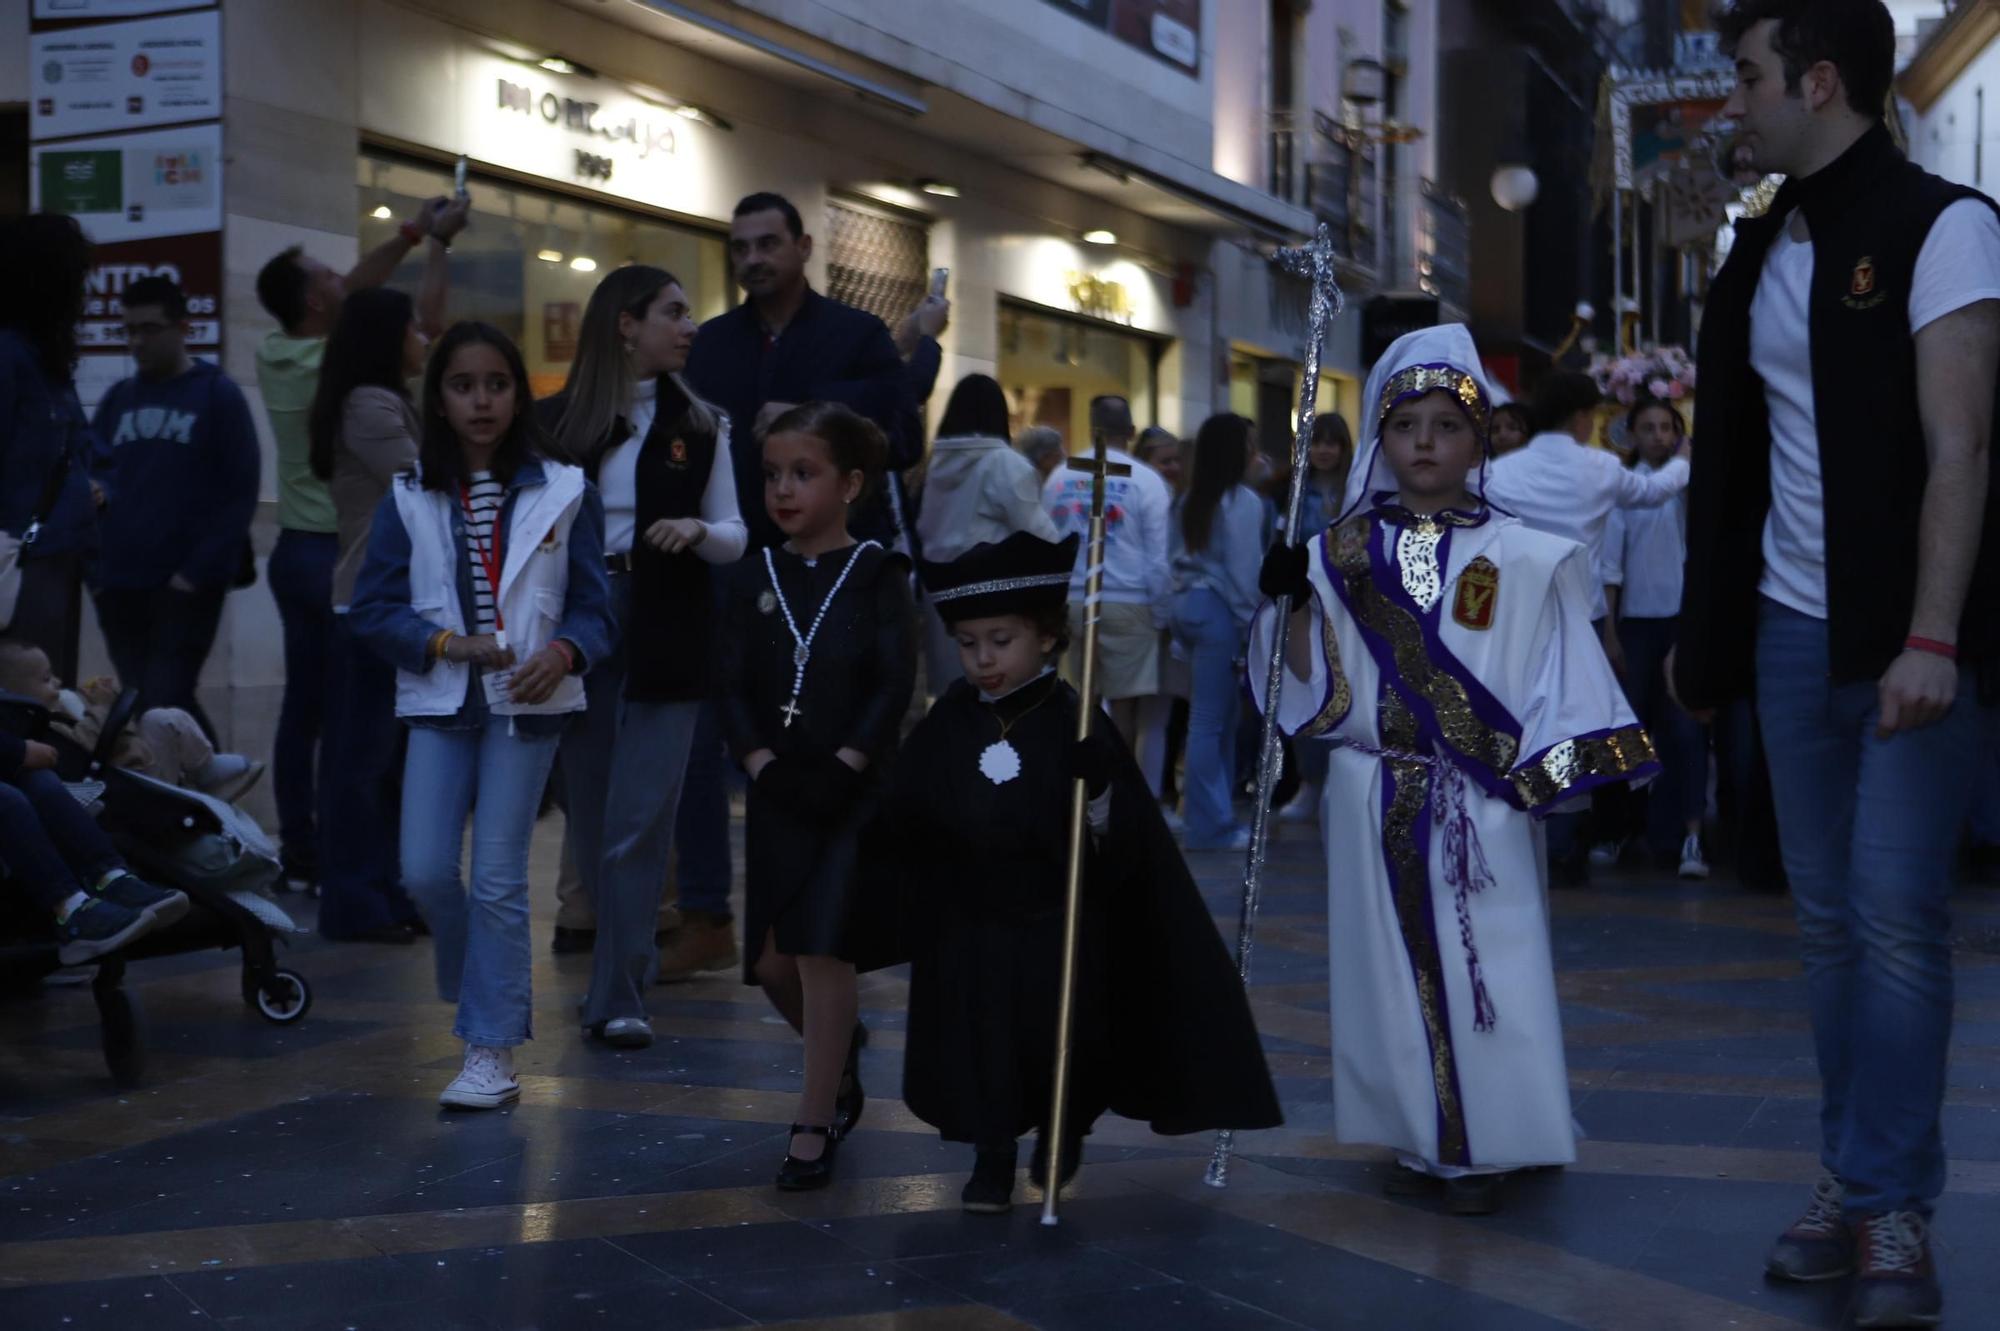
[920,531,1080,624]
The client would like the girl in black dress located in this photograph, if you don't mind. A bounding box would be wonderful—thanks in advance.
[715,401,916,1190]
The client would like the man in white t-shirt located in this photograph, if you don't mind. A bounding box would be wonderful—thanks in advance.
[1673,5,2000,1324]
[1042,395,1173,749]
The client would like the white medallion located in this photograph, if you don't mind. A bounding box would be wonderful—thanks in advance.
[979,739,1022,785]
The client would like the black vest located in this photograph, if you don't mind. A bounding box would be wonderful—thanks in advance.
[1678,124,2000,707]
[540,377,721,703]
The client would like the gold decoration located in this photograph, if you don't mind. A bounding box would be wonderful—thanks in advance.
[1509,724,1658,811]
[1298,531,1351,738]
[1377,365,1491,436]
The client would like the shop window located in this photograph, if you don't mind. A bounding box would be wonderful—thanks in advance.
[824,197,929,329]
[998,302,1162,452]
[357,153,729,399]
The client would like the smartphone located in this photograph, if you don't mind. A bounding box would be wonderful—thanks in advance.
[930,267,949,299]
[452,155,469,200]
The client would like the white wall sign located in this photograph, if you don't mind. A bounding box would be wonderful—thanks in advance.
[31,10,223,141]
[458,53,688,207]
[34,0,213,16]
[31,122,224,243]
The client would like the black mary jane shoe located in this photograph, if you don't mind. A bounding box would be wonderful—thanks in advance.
[832,1023,867,1137]
[775,1123,840,1192]
[1382,1166,1444,1198]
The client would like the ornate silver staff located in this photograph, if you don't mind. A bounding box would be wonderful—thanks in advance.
[1206,222,1344,1189]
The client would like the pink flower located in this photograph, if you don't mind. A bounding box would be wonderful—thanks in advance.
[1665,380,1686,399]
[1648,378,1671,399]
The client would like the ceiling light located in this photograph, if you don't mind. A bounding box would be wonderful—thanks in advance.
[370,205,393,220]
[537,248,565,263]
[569,256,598,273]
[538,56,580,75]
[917,179,960,198]
[1082,229,1117,246]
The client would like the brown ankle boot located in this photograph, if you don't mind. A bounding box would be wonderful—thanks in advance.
[656,912,739,982]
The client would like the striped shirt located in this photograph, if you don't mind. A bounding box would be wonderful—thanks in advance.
[464,472,504,635]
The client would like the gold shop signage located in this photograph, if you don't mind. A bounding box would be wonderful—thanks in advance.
[1065,271,1132,323]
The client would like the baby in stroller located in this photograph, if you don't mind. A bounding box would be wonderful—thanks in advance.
[0,640,263,800]
[0,702,190,964]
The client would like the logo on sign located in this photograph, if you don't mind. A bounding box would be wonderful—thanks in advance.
[42,61,62,84]
[131,54,151,77]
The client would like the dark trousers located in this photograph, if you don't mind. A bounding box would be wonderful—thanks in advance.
[265,530,336,872]
[317,615,414,937]
[93,583,226,743]
[1616,615,1711,858]
[10,554,84,683]
[0,768,122,911]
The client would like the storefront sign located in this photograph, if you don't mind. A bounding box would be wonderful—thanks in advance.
[461,55,682,202]
[31,123,222,243]
[30,10,222,140]
[81,233,222,350]
[33,0,213,18]
[543,302,581,364]
[1065,272,1133,323]
[1036,0,1201,75]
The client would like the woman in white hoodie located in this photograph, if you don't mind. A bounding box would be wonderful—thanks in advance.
[913,374,1058,686]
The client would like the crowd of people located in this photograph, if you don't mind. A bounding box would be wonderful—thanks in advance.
[3,2,1999,1322]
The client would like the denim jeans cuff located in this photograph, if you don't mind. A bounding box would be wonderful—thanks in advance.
[452,1027,531,1049]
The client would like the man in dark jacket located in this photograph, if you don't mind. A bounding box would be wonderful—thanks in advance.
[1674,5,2000,1324]
[89,276,260,741]
[683,192,915,552]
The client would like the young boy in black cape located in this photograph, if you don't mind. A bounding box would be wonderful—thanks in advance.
[888,530,1282,1212]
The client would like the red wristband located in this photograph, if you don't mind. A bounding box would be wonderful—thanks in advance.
[1905,635,1958,662]
[548,638,577,673]
[398,220,424,246]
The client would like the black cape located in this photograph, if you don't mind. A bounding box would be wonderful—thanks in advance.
[882,674,1282,1146]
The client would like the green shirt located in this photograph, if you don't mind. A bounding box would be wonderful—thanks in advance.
[255,331,337,533]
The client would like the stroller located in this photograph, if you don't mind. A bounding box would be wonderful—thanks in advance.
[0,686,312,1086]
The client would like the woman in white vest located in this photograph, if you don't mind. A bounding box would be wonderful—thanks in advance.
[350,322,616,1110]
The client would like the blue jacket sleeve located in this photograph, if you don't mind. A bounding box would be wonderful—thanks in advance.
[554,485,616,673]
[907,337,943,406]
[808,316,913,446]
[180,377,262,589]
[88,386,118,494]
[347,492,440,676]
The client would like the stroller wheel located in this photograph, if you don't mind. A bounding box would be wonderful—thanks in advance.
[250,969,313,1025]
[98,987,146,1087]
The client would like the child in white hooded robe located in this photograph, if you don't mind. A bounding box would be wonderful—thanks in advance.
[1251,324,1660,1213]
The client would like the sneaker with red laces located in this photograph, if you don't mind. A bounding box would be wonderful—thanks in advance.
[1850,1211,1942,1329]
[1766,1174,1851,1282]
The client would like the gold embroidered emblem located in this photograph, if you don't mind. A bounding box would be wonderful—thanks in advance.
[1453,557,1499,631]
[1851,256,1875,297]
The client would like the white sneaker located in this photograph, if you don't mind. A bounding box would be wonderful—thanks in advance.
[1159,806,1184,833]
[1279,785,1320,823]
[1678,834,1711,880]
[601,1017,653,1049]
[438,1044,520,1109]
[1588,839,1626,868]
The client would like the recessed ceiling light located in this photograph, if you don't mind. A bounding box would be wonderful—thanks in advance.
[370,205,393,220]
[673,104,734,131]
[569,256,598,273]
[918,179,961,198]
[536,248,565,263]
[539,56,580,75]
[1082,229,1117,245]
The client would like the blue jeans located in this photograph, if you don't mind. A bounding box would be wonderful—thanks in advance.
[1173,588,1245,847]
[265,530,335,872]
[318,615,415,938]
[1756,597,1986,1215]
[673,702,735,918]
[0,768,121,911]
[402,718,561,1048]
[560,573,702,1025]
[1618,615,1709,857]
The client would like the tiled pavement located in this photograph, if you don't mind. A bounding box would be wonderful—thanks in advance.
[4,818,2000,1330]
